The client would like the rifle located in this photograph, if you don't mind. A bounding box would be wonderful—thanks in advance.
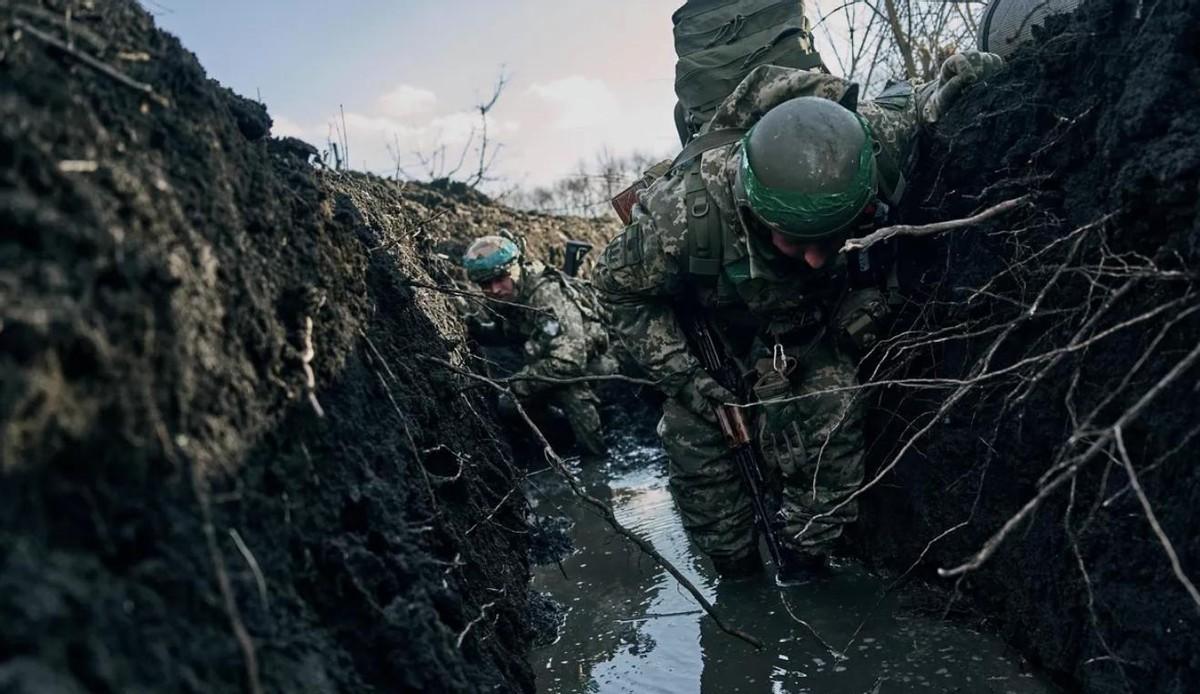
[562,240,593,278]
[679,311,788,571]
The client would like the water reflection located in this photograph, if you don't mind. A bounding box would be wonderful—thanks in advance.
[532,438,1057,694]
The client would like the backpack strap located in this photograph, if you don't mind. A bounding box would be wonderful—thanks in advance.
[683,161,723,282]
[670,127,748,174]
[868,80,916,206]
[874,144,907,206]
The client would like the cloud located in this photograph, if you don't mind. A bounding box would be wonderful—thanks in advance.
[265,85,519,178]
[377,84,437,118]
[270,114,308,139]
[528,76,620,130]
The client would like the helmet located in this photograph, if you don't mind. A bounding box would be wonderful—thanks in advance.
[462,235,520,283]
[734,96,877,241]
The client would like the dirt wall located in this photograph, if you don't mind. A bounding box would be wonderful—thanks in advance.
[1,2,535,691]
[853,0,1200,691]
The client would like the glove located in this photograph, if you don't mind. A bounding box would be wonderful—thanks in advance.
[676,373,736,425]
[509,368,541,399]
[922,51,1005,123]
[752,366,808,478]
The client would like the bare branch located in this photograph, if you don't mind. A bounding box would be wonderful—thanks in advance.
[841,195,1032,253]
[1113,427,1200,614]
[425,356,765,650]
[939,339,1200,578]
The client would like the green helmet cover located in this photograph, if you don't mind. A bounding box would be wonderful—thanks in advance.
[739,108,877,241]
[463,235,520,282]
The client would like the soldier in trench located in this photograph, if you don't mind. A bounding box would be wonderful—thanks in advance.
[595,53,1003,581]
[462,233,611,457]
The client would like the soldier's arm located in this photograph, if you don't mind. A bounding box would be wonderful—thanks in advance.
[858,51,1004,158]
[594,214,715,403]
[510,280,590,395]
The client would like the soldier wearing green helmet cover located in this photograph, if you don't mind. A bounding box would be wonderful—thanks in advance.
[596,52,1002,581]
[462,234,609,457]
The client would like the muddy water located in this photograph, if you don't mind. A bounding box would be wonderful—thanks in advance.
[530,437,1058,694]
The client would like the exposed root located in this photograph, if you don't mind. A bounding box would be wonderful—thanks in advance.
[1113,427,1200,614]
[939,339,1200,579]
[300,316,324,418]
[840,195,1031,253]
[457,599,499,649]
[171,430,263,694]
[229,528,269,613]
[13,18,170,107]
[426,355,765,651]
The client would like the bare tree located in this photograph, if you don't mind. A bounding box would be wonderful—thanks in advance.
[395,67,509,188]
[812,0,985,91]
[506,149,665,219]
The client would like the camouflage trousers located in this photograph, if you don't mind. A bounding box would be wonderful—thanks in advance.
[548,385,604,456]
[658,339,865,562]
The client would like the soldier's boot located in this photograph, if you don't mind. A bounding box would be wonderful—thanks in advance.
[774,547,829,586]
[711,550,764,580]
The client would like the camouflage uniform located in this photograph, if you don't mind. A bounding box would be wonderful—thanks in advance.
[596,65,937,564]
[476,261,608,455]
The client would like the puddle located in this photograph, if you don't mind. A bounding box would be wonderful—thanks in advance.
[530,437,1058,694]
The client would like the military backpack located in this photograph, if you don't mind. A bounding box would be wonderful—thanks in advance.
[673,0,824,141]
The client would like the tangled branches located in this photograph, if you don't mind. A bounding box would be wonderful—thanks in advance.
[739,190,1199,668]
[842,190,1200,661]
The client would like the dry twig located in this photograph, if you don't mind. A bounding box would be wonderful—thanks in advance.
[939,339,1200,578]
[426,356,764,650]
[14,19,169,107]
[841,195,1031,253]
[168,430,263,694]
[1113,427,1200,614]
[229,528,269,613]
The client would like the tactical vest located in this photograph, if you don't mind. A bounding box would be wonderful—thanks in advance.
[526,266,611,356]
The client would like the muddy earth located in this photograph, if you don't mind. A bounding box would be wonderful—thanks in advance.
[0,0,611,690]
[850,0,1200,691]
[2,0,1198,693]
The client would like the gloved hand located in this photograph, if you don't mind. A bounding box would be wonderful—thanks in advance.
[676,373,736,424]
[922,50,1005,123]
[509,369,541,399]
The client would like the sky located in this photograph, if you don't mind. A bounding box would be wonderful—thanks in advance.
[150,0,688,192]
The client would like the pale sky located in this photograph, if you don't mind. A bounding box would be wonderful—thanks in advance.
[150,1,861,193]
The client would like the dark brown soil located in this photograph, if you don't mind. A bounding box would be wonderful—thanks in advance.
[1,1,534,691]
[852,0,1200,691]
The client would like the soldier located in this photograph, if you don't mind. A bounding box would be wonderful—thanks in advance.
[462,234,609,456]
[595,53,1003,581]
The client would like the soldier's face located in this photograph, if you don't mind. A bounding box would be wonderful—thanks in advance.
[769,229,833,269]
[479,275,516,300]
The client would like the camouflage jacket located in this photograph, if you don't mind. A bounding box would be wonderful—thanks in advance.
[595,65,935,399]
[481,262,605,394]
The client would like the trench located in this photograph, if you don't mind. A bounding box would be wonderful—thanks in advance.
[528,424,1059,694]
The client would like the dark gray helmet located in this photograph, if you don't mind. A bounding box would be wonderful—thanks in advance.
[734,96,877,241]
